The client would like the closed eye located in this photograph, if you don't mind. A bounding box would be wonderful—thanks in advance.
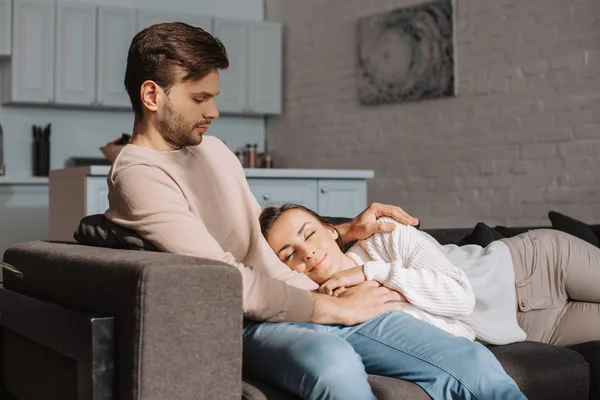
[306,231,315,240]
[193,99,204,104]
[285,251,295,262]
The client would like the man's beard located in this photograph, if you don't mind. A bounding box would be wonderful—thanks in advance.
[155,98,204,148]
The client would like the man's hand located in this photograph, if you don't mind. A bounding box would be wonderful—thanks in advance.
[336,202,419,244]
[319,265,366,296]
[311,281,405,326]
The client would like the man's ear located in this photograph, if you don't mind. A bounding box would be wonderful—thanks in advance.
[140,80,162,112]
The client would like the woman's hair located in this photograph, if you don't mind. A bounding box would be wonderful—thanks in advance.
[259,204,344,251]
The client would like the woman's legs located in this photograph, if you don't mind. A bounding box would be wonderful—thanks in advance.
[504,229,600,346]
[243,312,526,400]
[243,320,375,400]
[344,311,525,400]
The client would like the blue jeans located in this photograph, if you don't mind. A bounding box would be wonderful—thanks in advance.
[243,311,525,400]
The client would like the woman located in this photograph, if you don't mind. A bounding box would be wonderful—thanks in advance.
[260,204,600,347]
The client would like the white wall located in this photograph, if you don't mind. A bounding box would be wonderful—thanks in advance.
[266,0,600,229]
[0,0,265,258]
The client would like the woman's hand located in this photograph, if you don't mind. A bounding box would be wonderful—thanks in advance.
[336,202,419,244]
[319,266,367,296]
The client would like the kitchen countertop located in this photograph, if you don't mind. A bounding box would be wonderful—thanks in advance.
[0,176,49,185]
[49,165,375,180]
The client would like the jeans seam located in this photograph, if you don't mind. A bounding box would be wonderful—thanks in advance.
[354,329,482,400]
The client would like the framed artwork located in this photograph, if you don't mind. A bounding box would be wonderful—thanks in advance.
[357,0,456,105]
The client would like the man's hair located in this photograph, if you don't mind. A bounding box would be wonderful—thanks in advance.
[259,204,344,251]
[124,22,229,116]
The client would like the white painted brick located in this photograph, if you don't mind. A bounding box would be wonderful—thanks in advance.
[505,130,534,144]
[500,101,540,117]
[556,109,594,126]
[548,52,587,70]
[457,190,480,203]
[480,189,510,205]
[558,141,596,157]
[564,157,600,171]
[574,124,599,139]
[545,188,582,204]
[520,143,558,159]
[433,203,491,218]
[511,188,546,204]
[522,59,550,75]
[537,127,574,142]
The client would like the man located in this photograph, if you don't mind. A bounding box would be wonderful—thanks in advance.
[106,22,525,399]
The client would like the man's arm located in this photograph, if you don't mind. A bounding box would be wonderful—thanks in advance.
[335,202,419,245]
[311,281,405,325]
[107,164,315,322]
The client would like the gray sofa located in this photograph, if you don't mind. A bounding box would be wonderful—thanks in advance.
[1,223,598,400]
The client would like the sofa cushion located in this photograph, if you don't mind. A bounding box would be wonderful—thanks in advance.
[242,341,590,400]
[487,341,589,400]
[241,375,429,400]
[548,211,600,247]
[73,214,158,251]
[568,341,600,399]
[457,222,507,247]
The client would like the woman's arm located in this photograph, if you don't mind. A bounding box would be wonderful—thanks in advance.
[362,218,476,318]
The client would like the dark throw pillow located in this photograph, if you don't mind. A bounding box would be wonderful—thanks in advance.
[74,214,159,251]
[493,226,522,238]
[548,211,599,247]
[457,222,507,247]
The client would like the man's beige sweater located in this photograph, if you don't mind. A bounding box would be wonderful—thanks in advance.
[105,136,318,322]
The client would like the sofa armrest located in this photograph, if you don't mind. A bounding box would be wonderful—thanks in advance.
[3,241,243,400]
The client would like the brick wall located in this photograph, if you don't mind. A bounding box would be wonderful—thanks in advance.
[265,0,600,228]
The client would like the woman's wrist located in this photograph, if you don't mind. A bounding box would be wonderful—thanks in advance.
[335,222,353,244]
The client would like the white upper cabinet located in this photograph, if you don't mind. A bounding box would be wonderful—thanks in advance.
[55,2,96,106]
[136,9,212,33]
[1,3,281,115]
[3,0,55,104]
[317,180,367,218]
[247,21,282,115]
[213,18,283,115]
[97,6,136,109]
[0,0,12,56]
[213,18,248,113]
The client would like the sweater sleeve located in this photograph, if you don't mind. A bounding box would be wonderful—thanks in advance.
[362,220,475,318]
[106,164,314,323]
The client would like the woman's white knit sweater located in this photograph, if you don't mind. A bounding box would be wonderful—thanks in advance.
[346,217,527,345]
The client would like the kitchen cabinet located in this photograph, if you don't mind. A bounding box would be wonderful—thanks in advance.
[55,2,96,105]
[3,2,135,108]
[0,0,11,56]
[97,6,136,108]
[213,18,282,115]
[136,9,212,33]
[317,180,367,220]
[2,0,55,104]
[248,179,318,211]
[247,21,282,114]
[2,2,282,116]
[48,167,374,241]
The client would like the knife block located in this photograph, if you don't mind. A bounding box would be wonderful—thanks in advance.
[32,126,50,177]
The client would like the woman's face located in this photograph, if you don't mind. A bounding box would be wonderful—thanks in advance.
[266,209,345,285]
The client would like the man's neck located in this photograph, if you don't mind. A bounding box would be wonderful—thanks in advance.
[131,118,178,151]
